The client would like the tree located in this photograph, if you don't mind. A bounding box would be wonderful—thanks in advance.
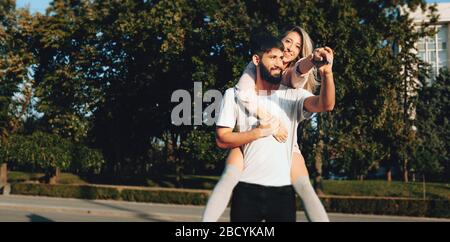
[414,69,450,181]
[1,131,105,184]
[0,0,35,183]
[181,129,227,175]
[0,1,35,137]
[31,0,98,143]
[294,0,438,182]
[2,132,71,184]
[378,2,437,182]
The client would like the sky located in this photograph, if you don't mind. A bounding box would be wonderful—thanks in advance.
[16,0,51,14]
[15,0,450,14]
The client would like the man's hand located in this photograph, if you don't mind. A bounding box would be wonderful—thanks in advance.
[303,46,335,113]
[316,47,333,76]
[298,47,332,76]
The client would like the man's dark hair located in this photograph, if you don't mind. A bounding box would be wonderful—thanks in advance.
[250,34,284,57]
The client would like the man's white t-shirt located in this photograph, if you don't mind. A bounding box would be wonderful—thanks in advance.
[216,85,314,187]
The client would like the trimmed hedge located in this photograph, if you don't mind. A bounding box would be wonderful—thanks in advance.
[121,189,209,205]
[300,196,450,218]
[11,183,120,200]
[10,183,450,218]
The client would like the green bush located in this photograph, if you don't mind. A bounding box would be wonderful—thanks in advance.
[121,189,209,205]
[296,196,449,218]
[2,132,105,178]
[4,132,72,172]
[181,130,228,175]
[427,199,450,218]
[70,144,105,175]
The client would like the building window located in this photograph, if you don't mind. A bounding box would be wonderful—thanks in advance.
[417,25,448,81]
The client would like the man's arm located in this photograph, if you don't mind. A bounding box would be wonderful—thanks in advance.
[304,47,335,113]
[216,121,278,149]
[216,127,260,149]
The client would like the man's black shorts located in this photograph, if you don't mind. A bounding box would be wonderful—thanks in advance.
[230,182,296,222]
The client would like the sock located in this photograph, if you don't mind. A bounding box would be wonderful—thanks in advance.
[293,176,330,222]
[202,164,242,222]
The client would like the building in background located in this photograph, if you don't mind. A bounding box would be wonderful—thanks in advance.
[410,3,450,81]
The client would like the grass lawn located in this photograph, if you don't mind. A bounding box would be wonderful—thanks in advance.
[8,171,88,185]
[321,180,450,200]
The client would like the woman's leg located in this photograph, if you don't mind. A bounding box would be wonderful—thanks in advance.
[202,147,244,222]
[291,148,329,222]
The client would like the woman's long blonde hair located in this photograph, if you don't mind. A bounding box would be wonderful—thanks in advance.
[280,26,318,93]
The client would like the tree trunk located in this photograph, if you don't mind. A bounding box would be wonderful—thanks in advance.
[422,174,426,200]
[0,163,7,184]
[46,168,60,185]
[314,176,324,196]
[386,168,392,182]
[175,162,184,188]
[314,139,325,196]
[403,159,409,183]
[166,133,184,188]
[174,134,184,188]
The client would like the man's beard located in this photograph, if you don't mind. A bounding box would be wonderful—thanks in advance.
[260,63,282,84]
